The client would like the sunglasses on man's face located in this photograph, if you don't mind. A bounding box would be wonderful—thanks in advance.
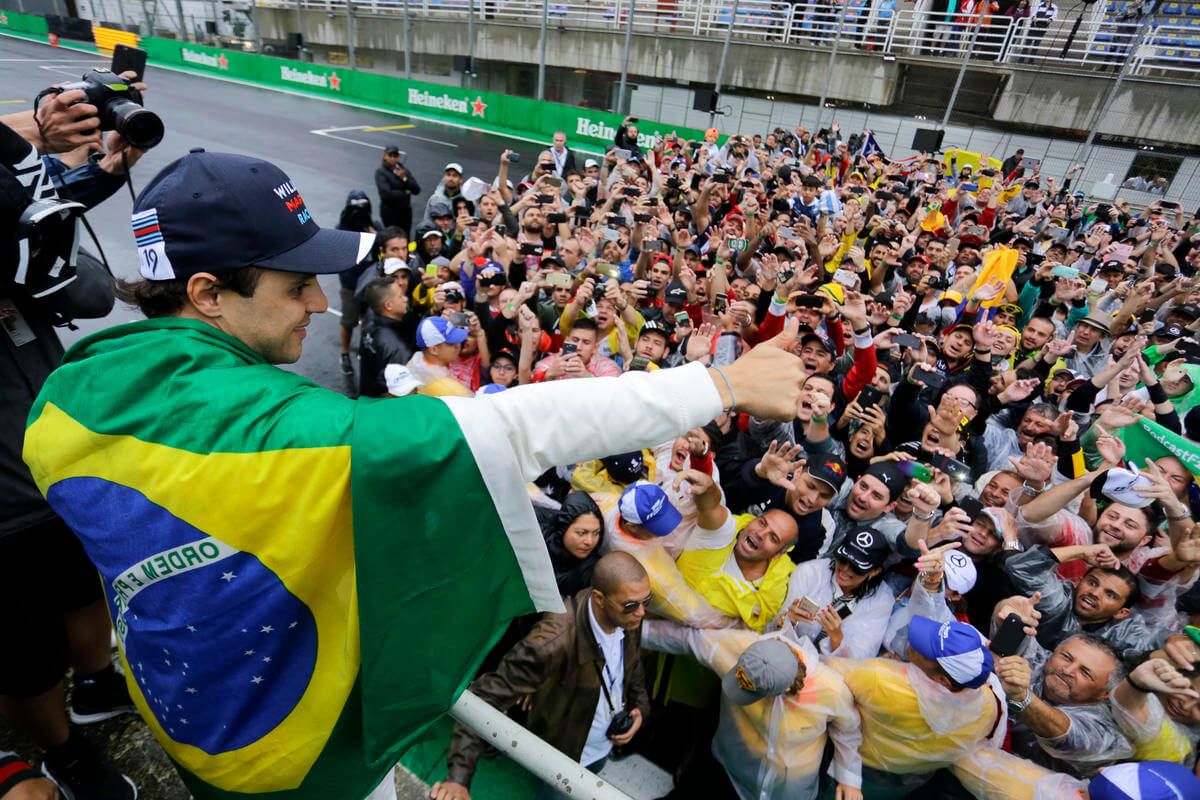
[616,595,653,613]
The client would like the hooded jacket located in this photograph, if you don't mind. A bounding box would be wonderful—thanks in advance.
[535,491,605,598]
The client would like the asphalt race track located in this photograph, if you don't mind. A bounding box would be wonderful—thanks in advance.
[1,34,531,395]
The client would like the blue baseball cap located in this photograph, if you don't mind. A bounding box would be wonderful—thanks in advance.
[1089,761,1200,800]
[908,616,994,689]
[132,149,375,281]
[618,481,682,537]
[416,316,469,349]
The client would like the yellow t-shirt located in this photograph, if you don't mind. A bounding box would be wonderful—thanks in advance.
[676,513,795,632]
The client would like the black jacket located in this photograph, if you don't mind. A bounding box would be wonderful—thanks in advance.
[359,311,415,397]
[374,164,421,219]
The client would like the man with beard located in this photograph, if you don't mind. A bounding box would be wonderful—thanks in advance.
[720,442,848,564]
[983,403,1059,472]
[819,461,908,559]
[1000,543,1158,660]
[1011,447,1191,580]
[995,624,1135,778]
[421,162,465,227]
[676,470,802,632]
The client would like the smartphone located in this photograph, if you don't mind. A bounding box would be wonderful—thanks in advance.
[623,187,641,197]
[449,311,468,327]
[833,268,858,288]
[546,272,573,289]
[832,597,853,620]
[643,239,666,253]
[1050,265,1080,280]
[111,44,148,81]
[633,213,652,223]
[728,237,748,251]
[892,332,921,350]
[494,223,507,237]
[674,311,690,326]
[959,496,984,524]
[711,172,730,185]
[690,173,703,192]
[1159,200,1181,211]
[713,292,728,315]
[1048,226,1071,244]
[990,613,1027,658]
[1176,338,1200,362]
[666,177,682,189]
[600,227,621,243]
[547,212,568,224]
[1108,243,1133,263]
[628,117,639,124]
[929,452,972,483]
[628,355,651,371]
[898,460,935,483]
[778,267,796,284]
[535,193,554,204]
[519,242,543,255]
[425,263,439,278]
[857,385,884,409]
[594,260,621,279]
[542,175,563,189]
[794,294,825,309]
[613,148,632,161]
[911,365,947,390]
[561,341,578,356]
[506,152,521,162]
[796,596,821,617]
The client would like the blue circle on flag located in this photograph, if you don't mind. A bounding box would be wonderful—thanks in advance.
[48,477,318,754]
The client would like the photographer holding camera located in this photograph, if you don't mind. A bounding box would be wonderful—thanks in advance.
[432,552,652,800]
[1,68,152,800]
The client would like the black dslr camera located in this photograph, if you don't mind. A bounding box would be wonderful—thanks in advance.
[55,69,163,149]
[605,708,636,738]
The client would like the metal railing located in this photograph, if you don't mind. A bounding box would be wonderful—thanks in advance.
[258,0,1200,79]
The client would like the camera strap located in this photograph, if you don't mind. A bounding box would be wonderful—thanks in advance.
[592,659,620,713]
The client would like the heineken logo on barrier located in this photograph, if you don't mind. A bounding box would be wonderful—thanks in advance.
[575,115,658,149]
[406,88,488,118]
[181,48,229,71]
[281,65,341,91]
[0,12,9,25]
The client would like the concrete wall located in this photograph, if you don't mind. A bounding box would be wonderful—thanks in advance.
[252,7,1200,148]
[257,9,901,105]
[993,70,1200,149]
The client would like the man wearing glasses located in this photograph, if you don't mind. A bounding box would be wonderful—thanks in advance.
[432,552,652,800]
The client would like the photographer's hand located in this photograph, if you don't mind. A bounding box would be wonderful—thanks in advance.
[19,88,101,154]
[609,708,642,745]
[97,131,147,176]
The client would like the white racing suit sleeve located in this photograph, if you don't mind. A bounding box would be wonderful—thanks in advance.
[449,362,722,481]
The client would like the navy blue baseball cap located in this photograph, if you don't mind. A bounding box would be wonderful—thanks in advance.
[131,149,375,281]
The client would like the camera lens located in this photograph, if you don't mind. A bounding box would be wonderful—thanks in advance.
[108,98,164,149]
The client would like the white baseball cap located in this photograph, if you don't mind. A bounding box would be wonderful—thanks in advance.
[384,364,421,396]
[943,549,978,594]
[444,162,464,174]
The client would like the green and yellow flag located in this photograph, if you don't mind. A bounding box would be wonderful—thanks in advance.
[1119,415,1200,480]
[23,318,560,799]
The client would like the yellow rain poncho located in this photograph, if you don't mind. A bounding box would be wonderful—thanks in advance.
[641,623,862,800]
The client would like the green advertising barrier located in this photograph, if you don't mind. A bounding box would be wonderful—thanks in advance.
[0,8,49,36]
[142,37,717,152]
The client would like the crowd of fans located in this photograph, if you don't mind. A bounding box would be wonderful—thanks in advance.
[335,120,1200,799]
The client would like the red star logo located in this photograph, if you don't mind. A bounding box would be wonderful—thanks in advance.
[471,97,487,117]
[217,53,228,70]
[0,13,8,25]
[329,72,342,92]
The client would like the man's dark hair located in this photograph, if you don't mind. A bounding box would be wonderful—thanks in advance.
[363,277,399,316]
[116,267,263,319]
[379,225,408,244]
[571,317,599,335]
[1082,565,1141,609]
[801,175,823,189]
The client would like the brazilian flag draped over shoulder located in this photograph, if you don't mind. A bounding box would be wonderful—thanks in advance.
[23,318,561,799]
